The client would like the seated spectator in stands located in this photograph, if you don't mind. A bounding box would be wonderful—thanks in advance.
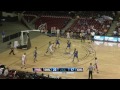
[81,29,84,33]
[118,32,120,37]
[118,27,120,31]
[3,68,9,77]
[0,68,4,75]
[106,24,110,29]
[0,64,5,69]
[8,70,14,79]
[104,29,108,35]
[113,30,117,36]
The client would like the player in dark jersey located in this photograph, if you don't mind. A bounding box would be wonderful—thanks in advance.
[65,40,71,53]
[55,38,60,48]
[34,47,37,62]
[73,49,79,62]
[66,40,71,49]
[70,48,76,57]
[73,48,76,54]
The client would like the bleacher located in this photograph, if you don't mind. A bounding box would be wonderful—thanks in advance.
[35,16,71,30]
[0,64,62,79]
[67,14,113,36]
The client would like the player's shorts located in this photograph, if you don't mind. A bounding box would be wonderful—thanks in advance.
[67,45,70,48]
[67,36,70,39]
[95,64,98,69]
[56,42,60,44]
[34,55,37,58]
[49,48,53,52]
[74,55,78,58]
[22,60,25,65]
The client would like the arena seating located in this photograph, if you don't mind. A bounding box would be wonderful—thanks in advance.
[67,17,112,36]
[35,16,71,30]
[0,65,62,79]
[23,15,36,23]
[78,11,114,18]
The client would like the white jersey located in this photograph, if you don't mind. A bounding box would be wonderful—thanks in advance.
[21,54,26,65]
[95,60,98,64]
[67,32,70,39]
[57,29,60,34]
[49,44,54,52]
[22,54,26,61]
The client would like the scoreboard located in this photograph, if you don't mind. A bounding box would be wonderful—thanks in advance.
[33,68,83,73]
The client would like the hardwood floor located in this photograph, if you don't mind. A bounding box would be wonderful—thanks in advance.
[0,35,120,79]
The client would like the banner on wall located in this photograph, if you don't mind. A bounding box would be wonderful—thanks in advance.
[94,36,119,42]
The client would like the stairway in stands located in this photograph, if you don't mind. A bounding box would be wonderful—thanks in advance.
[61,18,77,34]
[107,21,117,36]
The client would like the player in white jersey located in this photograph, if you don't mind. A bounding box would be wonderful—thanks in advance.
[21,53,26,69]
[94,57,99,73]
[88,42,94,54]
[49,43,54,54]
[66,31,70,40]
[56,28,60,38]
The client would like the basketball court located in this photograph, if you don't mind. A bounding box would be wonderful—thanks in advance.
[0,34,120,79]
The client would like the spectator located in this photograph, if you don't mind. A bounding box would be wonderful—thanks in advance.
[113,30,117,36]
[0,68,3,75]
[1,31,5,42]
[3,68,9,77]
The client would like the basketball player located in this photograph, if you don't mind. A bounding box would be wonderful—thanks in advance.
[94,57,99,73]
[70,48,76,57]
[55,38,60,48]
[88,42,94,54]
[9,47,15,55]
[49,43,54,54]
[45,41,51,54]
[73,49,79,62]
[21,53,26,69]
[80,32,82,42]
[66,31,70,40]
[73,48,76,53]
[56,28,60,38]
[80,32,85,42]
[65,40,71,53]
[34,47,37,62]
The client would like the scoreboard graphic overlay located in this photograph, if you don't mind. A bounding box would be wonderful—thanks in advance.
[33,68,83,74]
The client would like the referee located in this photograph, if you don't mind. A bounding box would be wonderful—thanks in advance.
[87,63,94,79]
[9,47,15,55]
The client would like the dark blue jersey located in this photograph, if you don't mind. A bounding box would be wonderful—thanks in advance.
[74,51,78,57]
[67,42,71,47]
[56,40,60,44]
